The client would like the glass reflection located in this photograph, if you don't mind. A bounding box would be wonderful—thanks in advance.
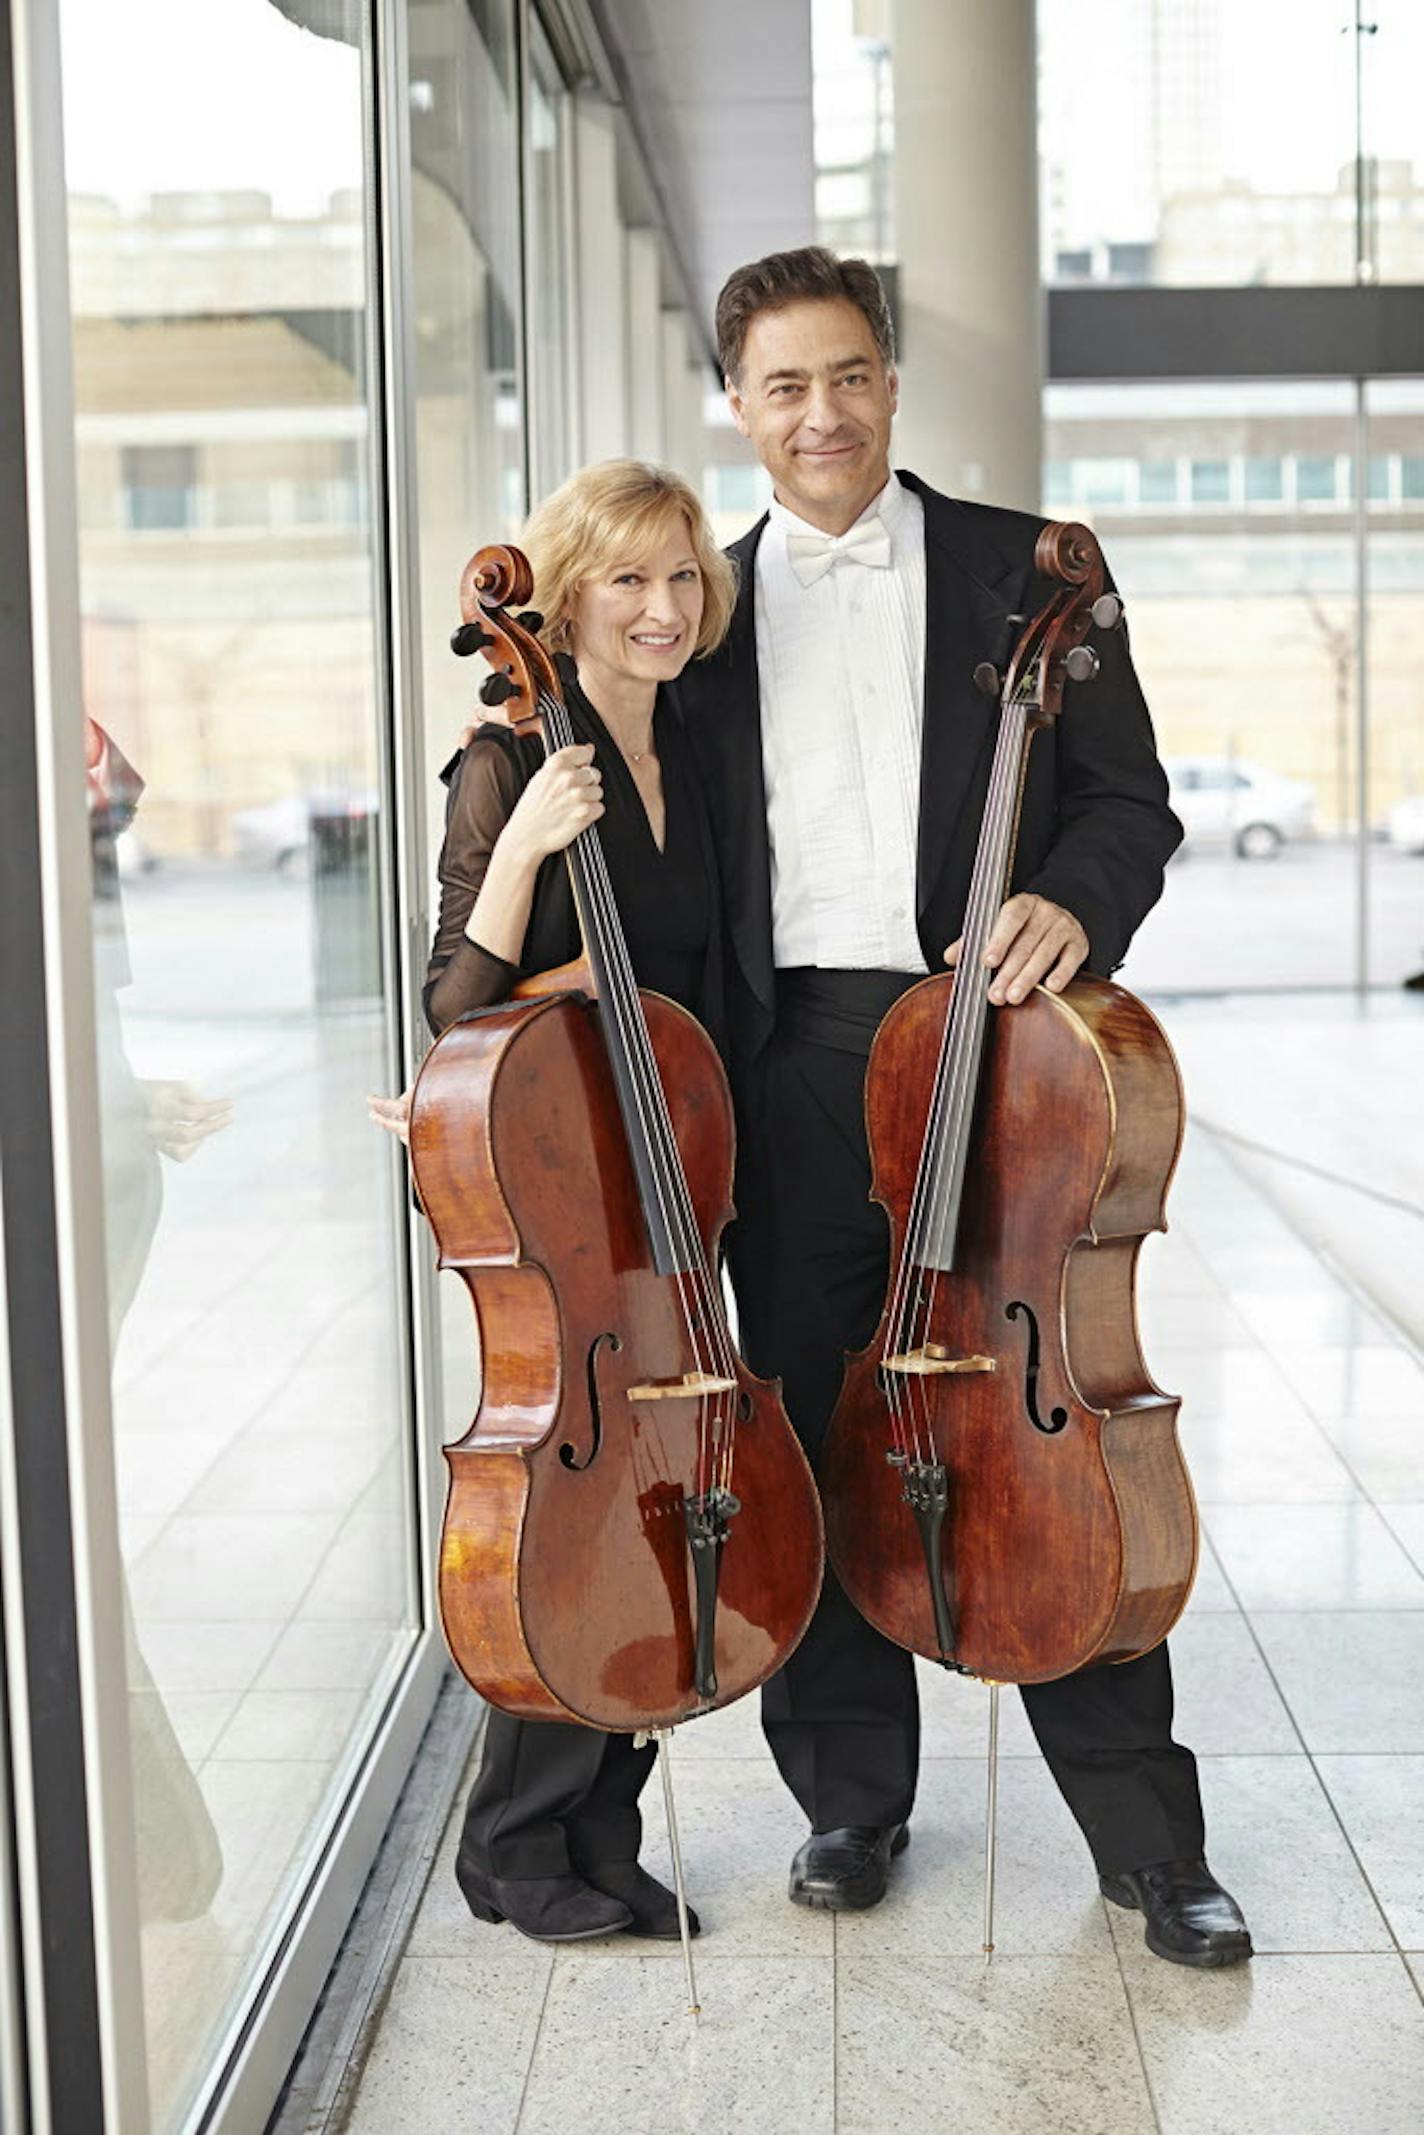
[1039,0,1424,288]
[62,2,414,2125]
[1044,380,1366,991]
[1368,378,1424,987]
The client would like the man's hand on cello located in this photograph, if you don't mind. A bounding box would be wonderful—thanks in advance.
[943,892,1089,1006]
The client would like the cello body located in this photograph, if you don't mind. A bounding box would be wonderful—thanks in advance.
[820,970,1196,1684]
[818,519,1198,1688]
[413,980,824,1732]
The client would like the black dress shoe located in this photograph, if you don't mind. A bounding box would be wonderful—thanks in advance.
[455,1852,632,1943]
[582,1859,701,1939]
[789,1824,910,1911]
[1100,1858,1252,1968]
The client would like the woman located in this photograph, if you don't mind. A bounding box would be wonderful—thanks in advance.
[375,461,734,1944]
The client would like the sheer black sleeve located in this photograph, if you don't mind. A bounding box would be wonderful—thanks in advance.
[423,735,530,1033]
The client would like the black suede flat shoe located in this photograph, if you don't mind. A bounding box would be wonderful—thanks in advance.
[1100,1858,1252,1968]
[789,1823,910,1911]
[455,1855,632,1943]
[582,1859,701,1939]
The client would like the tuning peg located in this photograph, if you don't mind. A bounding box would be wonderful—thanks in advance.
[973,661,1002,698]
[1064,645,1100,684]
[480,672,520,707]
[514,609,544,634]
[450,621,494,657]
[1090,593,1124,631]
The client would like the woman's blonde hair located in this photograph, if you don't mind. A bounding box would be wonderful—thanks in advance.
[521,459,735,661]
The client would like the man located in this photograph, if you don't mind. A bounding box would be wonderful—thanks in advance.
[674,246,1250,1968]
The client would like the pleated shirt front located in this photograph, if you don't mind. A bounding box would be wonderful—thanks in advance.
[754,471,927,973]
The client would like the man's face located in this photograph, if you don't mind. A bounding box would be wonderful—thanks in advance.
[726,296,897,535]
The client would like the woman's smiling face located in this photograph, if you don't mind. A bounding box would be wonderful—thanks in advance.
[570,519,706,687]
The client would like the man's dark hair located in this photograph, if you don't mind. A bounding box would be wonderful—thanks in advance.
[715,246,895,389]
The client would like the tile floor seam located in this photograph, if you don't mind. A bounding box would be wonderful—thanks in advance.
[1102,1894,1166,2135]
[1380,1507,1424,1582]
[510,1952,558,2135]
[1162,1165,1420,1959]
[1190,1465,1410,1959]
[831,1910,839,2133]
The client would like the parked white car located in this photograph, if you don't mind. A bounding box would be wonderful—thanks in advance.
[231,794,313,874]
[1387,793,1424,855]
[1162,756,1316,859]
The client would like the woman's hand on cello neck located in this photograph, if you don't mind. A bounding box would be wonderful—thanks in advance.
[503,744,604,861]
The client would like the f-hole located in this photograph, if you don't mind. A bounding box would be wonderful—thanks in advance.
[561,1330,620,1469]
[1005,1301,1068,1435]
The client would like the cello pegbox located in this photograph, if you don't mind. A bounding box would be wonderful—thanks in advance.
[455,542,558,740]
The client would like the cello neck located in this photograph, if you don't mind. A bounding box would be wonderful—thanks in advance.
[540,689,703,1280]
[909,687,1038,1275]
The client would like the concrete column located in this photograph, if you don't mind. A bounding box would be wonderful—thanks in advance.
[573,93,627,460]
[890,0,1041,512]
[624,226,664,460]
[659,307,705,483]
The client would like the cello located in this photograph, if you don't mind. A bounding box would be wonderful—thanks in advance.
[409,545,825,1735]
[819,520,1196,1688]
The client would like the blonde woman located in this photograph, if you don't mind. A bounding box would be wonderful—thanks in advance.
[383,462,733,1945]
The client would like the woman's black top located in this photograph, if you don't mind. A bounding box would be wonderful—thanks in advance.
[424,678,722,1046]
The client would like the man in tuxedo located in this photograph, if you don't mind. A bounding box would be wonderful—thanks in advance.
[674,245,1251,1968]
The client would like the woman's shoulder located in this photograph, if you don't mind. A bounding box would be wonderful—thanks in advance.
[441,723,542,847]
[449,721,541,790]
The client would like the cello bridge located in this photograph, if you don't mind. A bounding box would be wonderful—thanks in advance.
[626,1369,738,1403]
[880,1347,997,1377]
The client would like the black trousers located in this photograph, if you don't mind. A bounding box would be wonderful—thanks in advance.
[729,996,1206,1877]
[457,1710,656,1881]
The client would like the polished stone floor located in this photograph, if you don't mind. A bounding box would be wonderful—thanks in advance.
[340,1094,1424,2134]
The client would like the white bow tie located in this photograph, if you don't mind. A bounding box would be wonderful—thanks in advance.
[785,513,892,588]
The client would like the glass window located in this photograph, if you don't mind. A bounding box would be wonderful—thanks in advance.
[122,444,197,531]
[1139,459,1180,506]
[1244,456,1285,502]
[712,462,764,515]
[1367,379,1424,982]
[1046,380,1359,990]
[1296,454,1340,502]
[60,3,418,2126]
[1366,455,1392,501]
[403,0,524,1449]
[812,0,895,261]
[1043,458,1072,506]
[1366,1,1424,283]
[1189,458,1231,504]
[1039,0,1424,287]
[1077,458,1132,506]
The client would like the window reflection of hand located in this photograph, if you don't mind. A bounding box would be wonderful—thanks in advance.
[367,1088,412,1147]
[140,1081,233,1161]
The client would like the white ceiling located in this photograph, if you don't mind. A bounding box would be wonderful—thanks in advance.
[589,0,817,362]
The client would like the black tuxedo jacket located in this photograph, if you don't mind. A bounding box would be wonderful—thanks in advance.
[672,469,1182,1078]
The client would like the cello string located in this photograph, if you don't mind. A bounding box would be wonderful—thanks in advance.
[567,702,742,1498]
[883,672,1031,1469]
[914,690,1032,1374]
[539,687,725,1508]
[908,659,1035,1287]
[538,684,735,1500]
[565,725,736,1477]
